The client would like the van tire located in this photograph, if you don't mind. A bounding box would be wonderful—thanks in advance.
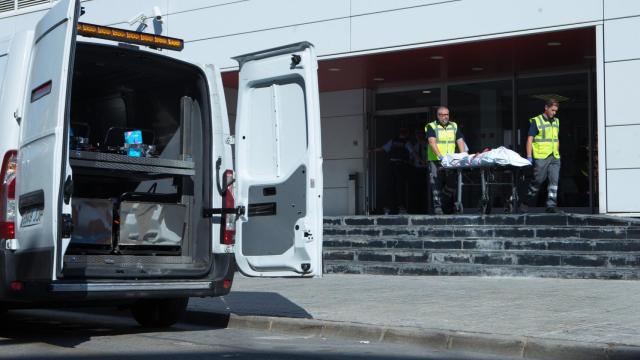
[131,297,189,328]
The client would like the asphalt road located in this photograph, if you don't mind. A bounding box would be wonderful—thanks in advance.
[0,308,518,360]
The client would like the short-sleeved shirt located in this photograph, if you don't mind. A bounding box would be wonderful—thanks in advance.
[425,122,464,140]
[528,115,557,136]
[382,138,413,155]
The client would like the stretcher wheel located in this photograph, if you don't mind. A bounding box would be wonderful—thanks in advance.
[455,202,463,214]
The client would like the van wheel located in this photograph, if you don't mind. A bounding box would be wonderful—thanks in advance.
[131,297,189,328]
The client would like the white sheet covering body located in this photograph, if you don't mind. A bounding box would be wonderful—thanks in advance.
[441,146,531,168]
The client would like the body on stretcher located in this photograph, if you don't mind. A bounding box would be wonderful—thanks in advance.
[439,147,532,214]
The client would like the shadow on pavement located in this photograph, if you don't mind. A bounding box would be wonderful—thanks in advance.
[200,291,313,318]
[0,309,166,349]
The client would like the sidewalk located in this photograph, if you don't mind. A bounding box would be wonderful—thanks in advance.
[188,274,640,359]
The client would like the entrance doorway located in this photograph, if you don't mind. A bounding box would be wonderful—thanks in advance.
[517,72,597,211]
[369,88,440,214]
[368,70,597,214]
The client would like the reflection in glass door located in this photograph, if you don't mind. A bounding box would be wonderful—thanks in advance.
[369,88,440,214]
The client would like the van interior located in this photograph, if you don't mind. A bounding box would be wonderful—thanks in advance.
[63,42,212,278]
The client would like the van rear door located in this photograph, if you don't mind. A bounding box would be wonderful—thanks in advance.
[232,42,323,277]
[15,0,79,281]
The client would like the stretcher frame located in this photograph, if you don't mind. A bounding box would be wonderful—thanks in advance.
[440,164,530,214]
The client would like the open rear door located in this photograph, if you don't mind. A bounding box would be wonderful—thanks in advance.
[15,0,78,281]
[233,42,323,277]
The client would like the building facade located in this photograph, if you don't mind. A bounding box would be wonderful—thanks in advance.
[0,0,638,216]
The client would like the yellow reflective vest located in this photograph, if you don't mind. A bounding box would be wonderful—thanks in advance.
[425,121,458,161]
[530,115,560,159]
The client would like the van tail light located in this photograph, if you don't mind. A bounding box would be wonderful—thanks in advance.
[0,150,17,240]
[222,169,236,245]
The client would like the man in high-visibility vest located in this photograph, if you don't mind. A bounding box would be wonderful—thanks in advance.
[522,98,561,213]
[425,106,465,215]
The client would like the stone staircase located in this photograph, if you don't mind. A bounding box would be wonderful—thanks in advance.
[323,214,640,279]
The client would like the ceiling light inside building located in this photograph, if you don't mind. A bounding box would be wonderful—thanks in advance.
[328,67,341,72]
[373,77,385,81]
[472,67,484,71]
[547,41,562,46]
[422,90,432,94]
[430,55,444,60]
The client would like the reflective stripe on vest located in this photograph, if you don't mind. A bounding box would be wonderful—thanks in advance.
[531,115,560,159]
[426,121,457,161]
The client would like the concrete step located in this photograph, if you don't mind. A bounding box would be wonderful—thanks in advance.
[321,213,640,279]
[324,226,640,240]
[323,261,640,279]
[324,214,640,227]
[324,236,640,251]
[324,248,640,267]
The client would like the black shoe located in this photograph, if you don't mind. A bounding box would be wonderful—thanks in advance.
[545,207,563,213]
[434,207,444,215]
[519,203,529,213]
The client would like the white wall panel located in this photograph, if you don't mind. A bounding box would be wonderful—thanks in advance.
[323,158,364,188]
[167,0,349,42]
[167,0,247,14]
[323,188,349,216]
[604,17,640,62]
[350,0,451,16]
[605,125,640,169]
[604,0,640,19]
[320,89,364,117]
[323,183,366,215]
[606,169,640,212]
[178,18,350,69]
[321,115,363,159]
[351,0,602,51]
[604,60,640,126]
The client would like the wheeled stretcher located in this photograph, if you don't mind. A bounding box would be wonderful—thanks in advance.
[439,164,529,214]
[439,147,532,214]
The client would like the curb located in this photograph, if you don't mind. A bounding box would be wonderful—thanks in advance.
[184,311,640,360]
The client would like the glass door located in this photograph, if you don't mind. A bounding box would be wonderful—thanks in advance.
[369,88,440,214]
[516,73,595,211]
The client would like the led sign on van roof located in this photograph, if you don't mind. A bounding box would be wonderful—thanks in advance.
[76,22,184,51]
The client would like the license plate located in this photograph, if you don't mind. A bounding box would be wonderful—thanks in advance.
[21,209,43,227]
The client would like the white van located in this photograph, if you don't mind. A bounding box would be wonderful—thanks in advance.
[0,0,322,327]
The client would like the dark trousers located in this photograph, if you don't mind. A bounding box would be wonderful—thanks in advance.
[409,166,429,213]
[527,156,561,208]
[387,161,411,211]
[429,161,455,210]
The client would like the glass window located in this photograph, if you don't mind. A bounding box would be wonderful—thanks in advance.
[448,80,513,152]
